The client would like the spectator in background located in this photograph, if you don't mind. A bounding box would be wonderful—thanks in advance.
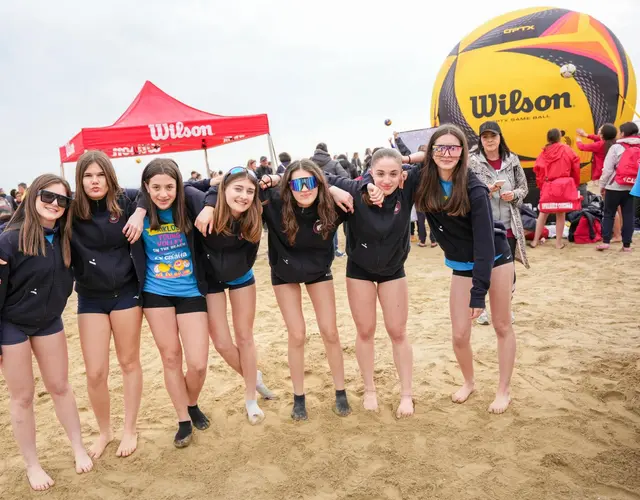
[351,152,362,175]
[277,152,292,175]
[247,159,257,172]
[256,156,273,179]
[190,171,200,181]
[337,154,357,179]
[0,187,16,222]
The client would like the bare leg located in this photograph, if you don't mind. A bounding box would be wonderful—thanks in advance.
[207,292,242,373]
[555,212,566,249]
[378,277,413,417]
[1,341,55,491]
[110,306,143,457]
[449,276,475,403]
[176,312,210,407]
[273,283,306,396]
[487,264,516,414]
[612,206,622,242]
[31,332,93,474]
[78,313,113,458]
[531,212,549,247]
[144,308,190,422]
[346,278,379,411]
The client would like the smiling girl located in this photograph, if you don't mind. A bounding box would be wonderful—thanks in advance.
[139,159,210,448]
[326,148,418,418]
[406,124,515,414]
[68,151,147,459]
[0,174,93,491]
[187,167,275,425]
[259,160,352,420]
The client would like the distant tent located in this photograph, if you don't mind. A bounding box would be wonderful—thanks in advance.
[59,80,274,176]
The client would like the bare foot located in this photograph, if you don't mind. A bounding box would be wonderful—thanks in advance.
[363,389,379,412]
[116,432,138,458]
[396,395,414,418]
[74,449,94,474]
[26,464,55,491]
[452,382,475,403]
[488,392,511,414]
[88,432,113,459]
[611,236,622,243]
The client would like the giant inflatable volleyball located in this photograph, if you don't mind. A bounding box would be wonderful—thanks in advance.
[431,7,637,185]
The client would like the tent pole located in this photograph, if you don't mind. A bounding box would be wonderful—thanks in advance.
[267,134,278,172]
[203,148,212,178]
[60,163,65,179]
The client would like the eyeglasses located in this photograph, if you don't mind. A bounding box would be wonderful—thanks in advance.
[289,176,318,192]
[225,167,257,180]
[38,190,71,209]
[432,145,463,157]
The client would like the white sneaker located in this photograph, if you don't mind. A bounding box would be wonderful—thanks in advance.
[476,310,490,325]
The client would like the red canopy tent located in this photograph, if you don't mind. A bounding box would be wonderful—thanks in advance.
[59,81,273,176]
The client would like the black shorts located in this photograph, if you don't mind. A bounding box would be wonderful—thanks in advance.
[452,252,513,278]
[207,276,256,294]
[142,292,207,314]
[346,259,406,283]
[270,269,333,287]
[507,236,517,259]
[77,290,141,315]
[0,316,64,346]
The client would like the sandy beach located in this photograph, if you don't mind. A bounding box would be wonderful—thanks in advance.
[0,238,639,500]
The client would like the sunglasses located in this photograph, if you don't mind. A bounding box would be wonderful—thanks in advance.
[432,144,463,157]
[289,176,318,192]
[38,189,71,209]
[225,167,257,180]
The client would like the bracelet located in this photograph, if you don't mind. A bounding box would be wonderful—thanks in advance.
[406,155,411,164]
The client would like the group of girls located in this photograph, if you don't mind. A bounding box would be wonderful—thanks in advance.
[0,122,518,491]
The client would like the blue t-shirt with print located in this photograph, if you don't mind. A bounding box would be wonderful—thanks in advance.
[439,179,501,271]
[141,209,200,297]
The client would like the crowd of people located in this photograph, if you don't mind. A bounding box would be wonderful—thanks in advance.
[0,118,639,491]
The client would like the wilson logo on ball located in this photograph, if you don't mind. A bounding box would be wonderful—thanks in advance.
[470,90,572,118]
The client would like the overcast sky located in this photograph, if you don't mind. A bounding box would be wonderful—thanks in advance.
[1,0,638,191]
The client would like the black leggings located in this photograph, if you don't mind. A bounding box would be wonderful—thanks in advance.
[602,189,635,247]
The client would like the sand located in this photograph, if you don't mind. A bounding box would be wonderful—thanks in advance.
[1,238,639,500]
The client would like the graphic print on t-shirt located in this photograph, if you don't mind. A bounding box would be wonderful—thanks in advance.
[146,223,193,279]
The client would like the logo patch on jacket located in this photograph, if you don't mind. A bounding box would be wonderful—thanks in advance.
[109,214,120,224]
[394,201,401,215]
[313,220,323,234]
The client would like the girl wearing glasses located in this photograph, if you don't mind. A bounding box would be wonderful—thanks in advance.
[405,124,515,414]
[67,151,147,459]
[187,167,275,425]
[326,148,419,419]
[258,160,353,421]
[0,174,93,491]
[138,159,211,448]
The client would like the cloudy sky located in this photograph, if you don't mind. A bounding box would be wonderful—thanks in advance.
[1,0,638,191]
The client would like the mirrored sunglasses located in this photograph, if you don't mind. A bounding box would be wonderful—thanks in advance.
[289,176,318,192]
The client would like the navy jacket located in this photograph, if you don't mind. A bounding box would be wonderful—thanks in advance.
[328,167,421,276]
[71,190,145,298]
[188,186,259,284]
[0,227,73,352]
[423,171,510,309]
[260,187,347,283]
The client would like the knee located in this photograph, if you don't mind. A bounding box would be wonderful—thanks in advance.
[213,336,234,355]
[288,329,306,349]
[187,362,208,380]
[161,349,183,371]
[452,329,471,349]
[493,321,513,339]
[10,391,34,410]
[118,357,141,375]
[320,327,340,346]
[86,367,109,388]
[387,327,407,345]
[47,379,71,399]
[356,325,376,343]
[234,331,255,350]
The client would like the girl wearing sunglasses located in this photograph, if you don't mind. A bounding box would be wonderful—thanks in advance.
[405,124,515,414]
[66,150,148,459]
[326,148,419,419]
[137,159,211,448]
[0,174,93,491]
[258,160,353,420]
[187,166,275,425]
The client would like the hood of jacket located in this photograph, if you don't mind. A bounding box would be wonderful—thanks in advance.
[618,135,640,147]
[540,142,570,164]
[311,149,332,168]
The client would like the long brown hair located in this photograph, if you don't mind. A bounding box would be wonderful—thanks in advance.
[5,174,72,267]
[415,124,470,216]
[212,170,262,243]
[71,150,124,221]
[141,159,192,233]
[279,159,337,245]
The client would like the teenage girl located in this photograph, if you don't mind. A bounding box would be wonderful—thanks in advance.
[258,160,352,420]
[404,124,515,414]
[326,148,417,418]
[0,174,93,491]
[187,167,275,425]
[68,150,147,458]
[138,159,211,448]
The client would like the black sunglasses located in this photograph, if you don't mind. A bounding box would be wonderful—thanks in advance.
[38,189,71,209]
